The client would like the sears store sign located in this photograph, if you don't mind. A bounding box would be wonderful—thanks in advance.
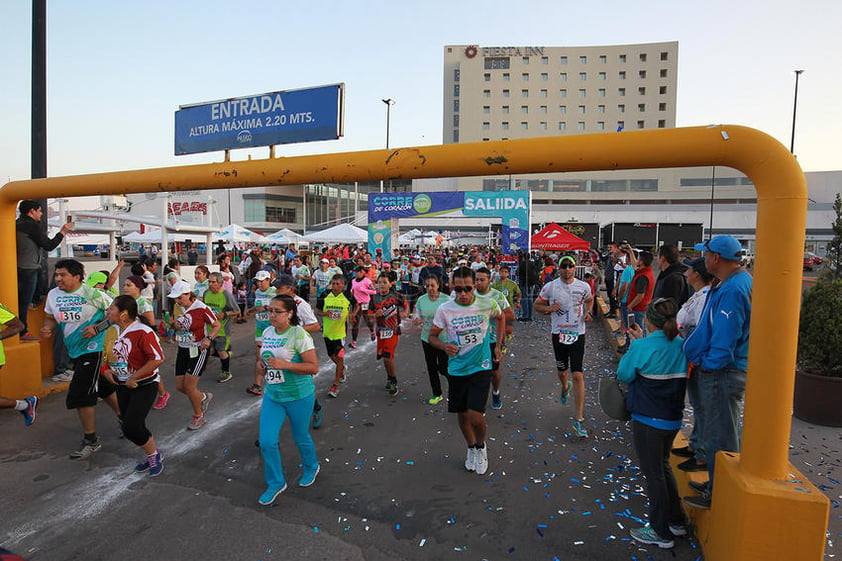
[174,84,344,155]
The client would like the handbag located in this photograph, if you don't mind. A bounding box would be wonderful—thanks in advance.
[599,377,631,421]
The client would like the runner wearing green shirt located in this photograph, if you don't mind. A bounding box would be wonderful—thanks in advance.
[0,302,38,426]
[475,267,514,410]
[247,270,277,396]
[316,274,351,398]
[203,272,240,383]
[491,265,521,352]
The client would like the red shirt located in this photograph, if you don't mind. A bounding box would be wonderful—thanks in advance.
[628,266,654,312]
[109,321,164,384]
[174,300,217,347]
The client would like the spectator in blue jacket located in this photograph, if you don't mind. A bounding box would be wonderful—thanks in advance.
[681,235,752,510]
[618,297,689,549]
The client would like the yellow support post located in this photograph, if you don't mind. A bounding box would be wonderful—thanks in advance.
[0,125,828,559]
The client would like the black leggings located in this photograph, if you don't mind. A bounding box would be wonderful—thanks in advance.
[422,340,448,397]
[116,383,158,446]
[351,309,375,341]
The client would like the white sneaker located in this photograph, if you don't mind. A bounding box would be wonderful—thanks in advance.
[475,445,489,475]
[52,370,74,383]
[464,447,476,472]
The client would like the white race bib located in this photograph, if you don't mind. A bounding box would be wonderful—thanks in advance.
[360,302,369,312]
[256,311,270,322]
[111,363,130,382]
[378,327,395,339]
[265,369,285,384]
[457,329,481,347]
[558,331,579,345]
[176,332,193,344]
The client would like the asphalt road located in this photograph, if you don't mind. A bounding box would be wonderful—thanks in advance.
[0,310,836,561]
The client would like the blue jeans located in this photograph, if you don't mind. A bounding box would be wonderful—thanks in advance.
[686,364,706,463]
[697,368,746,485]
[17,268,39,334]
[259,392,318,489]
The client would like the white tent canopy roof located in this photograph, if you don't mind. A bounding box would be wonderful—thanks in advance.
[212,224,268,243]
[303,223,367,244]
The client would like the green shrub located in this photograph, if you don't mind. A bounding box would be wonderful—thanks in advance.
[798,279,842,377]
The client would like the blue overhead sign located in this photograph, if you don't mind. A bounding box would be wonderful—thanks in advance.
[174,84,344,155]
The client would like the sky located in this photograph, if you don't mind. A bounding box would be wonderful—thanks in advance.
[2,0,840,205]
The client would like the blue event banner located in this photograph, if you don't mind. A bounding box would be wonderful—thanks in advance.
[174,84,344,155]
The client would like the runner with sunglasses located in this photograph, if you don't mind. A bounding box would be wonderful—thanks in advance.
[534,255,594,438]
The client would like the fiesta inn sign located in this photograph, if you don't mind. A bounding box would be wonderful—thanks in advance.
[480,46,546,57]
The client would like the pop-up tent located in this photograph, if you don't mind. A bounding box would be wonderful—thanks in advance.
[531,223,590,251]
[213,224,268,244]
[303,223,367,244]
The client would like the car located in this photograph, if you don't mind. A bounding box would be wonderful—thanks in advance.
[740,248,754,268]
[803,252,817,271]
[806,251,823,265]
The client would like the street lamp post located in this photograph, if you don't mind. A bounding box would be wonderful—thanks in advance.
[381,98,395,192]
[790,70,804,155]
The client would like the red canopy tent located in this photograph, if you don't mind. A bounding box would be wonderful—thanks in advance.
[530,223,590,251]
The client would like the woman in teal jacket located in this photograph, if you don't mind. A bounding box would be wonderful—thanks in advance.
[617,297,689,549]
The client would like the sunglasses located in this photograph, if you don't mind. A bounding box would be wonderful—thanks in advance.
[559,263,576,269]
[453,286,474,293]
[268,308,291,314]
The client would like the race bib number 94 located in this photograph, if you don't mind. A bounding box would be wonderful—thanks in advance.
[265,369,285,384]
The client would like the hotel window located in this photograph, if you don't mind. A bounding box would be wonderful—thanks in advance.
[579,72,587,81]
[482,122,490,131]
[453,100,459,112]
[578,122,585,131]
[619,71,626,80]
[618,88,626,96]
[578,105,585,114]
[521,89,529,98]
[619,54,627,63]
[503,73,511,81]
[618,104,625,113]
[661,52,668,61]
[540,89,548,97]
[454,84,460,96]
[578,89,586,98]
[541,73,548,81]
[482,138,489,142]
[598,72,606,80]
[503,89,510,98]
[521,106,529,114]
[597,121,605,131]
[660,69,668,78]
[638,103,646,112]
[660,86,667,94]
[659,102,667,111]
[637,120,645,129]
[502,106,510,114]
[560,89,567,97]
[483,106,490,114]
[453,130,459,142]
[579,55,587,64]
[521,122,529,130]
[485,57,510,69]
[541,56,549,65]
[522,73,529,81]
[483,89,491,98]
[454,69,460,81]
[484,73,491,82]
[559,121,567,130]
[560,56,568,64]
[559,105,567,114]
[639,70,647,79]
[522,57,529,64]
[560,72,568,81]
[598,88,606,97]
[658,120,666,128]
[617,120,624,129]
[453,115,459,126]
[639,87,646,95]
[502,122,510,130]
[540,122,548,130]
[597,105,605,113]
[640,53,647,62]
[599,55,607,64]
[540,105,548,114]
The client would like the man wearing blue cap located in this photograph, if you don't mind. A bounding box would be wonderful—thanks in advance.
[682,235,752,510]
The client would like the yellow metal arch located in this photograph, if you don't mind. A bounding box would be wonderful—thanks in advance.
[0,125,829,560]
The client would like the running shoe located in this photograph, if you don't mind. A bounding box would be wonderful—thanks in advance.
[312,407,323,429]
[339,366,347,383]
[572,419,588,438]
[217,371,233,383]
[247,384,263,396]
[428,395,443,405]
[328,384,339,398]
[20,333,40,342]
[349,341,357,349]
[370,334,376,342]
[560,381,572,404]
[148,451,164,477]
[630,525,674,549]
[464,447,476,472]
[201,392,214,414]
[187,415,206,431]
[69,438,101,460]
[52,371,74,383]
[20,396,38,426]
[152,391,170,410]
[475,445,489,475]
[136,451,165,475]
[386,378,398,396]
[258,483,287,506]
[668,523,689,537]
[491,391,502,410]
[299,465,320,487]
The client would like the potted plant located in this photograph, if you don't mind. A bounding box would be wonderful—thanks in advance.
[794,193,842,426]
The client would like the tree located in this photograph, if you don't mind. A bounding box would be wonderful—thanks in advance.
[825,193,842,281]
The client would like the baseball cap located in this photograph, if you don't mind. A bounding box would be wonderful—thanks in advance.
[85,271,108,287]
[254,270,271,281]
[696,235,743,261]
[682,257,711,276]
[273,273,296,288]
[167,280,192,298]
[458,259,468,265]
[560,255,576,265]
[320,258,329,263]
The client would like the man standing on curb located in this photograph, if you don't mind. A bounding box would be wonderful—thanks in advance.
[534,255,594,438]
[429,267,503,476]
[682,235,752,510]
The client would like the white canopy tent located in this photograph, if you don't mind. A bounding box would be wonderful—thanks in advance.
[123,230,200,243]
[212,224,268,244]
[269,228,307,244]
[303,223,367,244]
